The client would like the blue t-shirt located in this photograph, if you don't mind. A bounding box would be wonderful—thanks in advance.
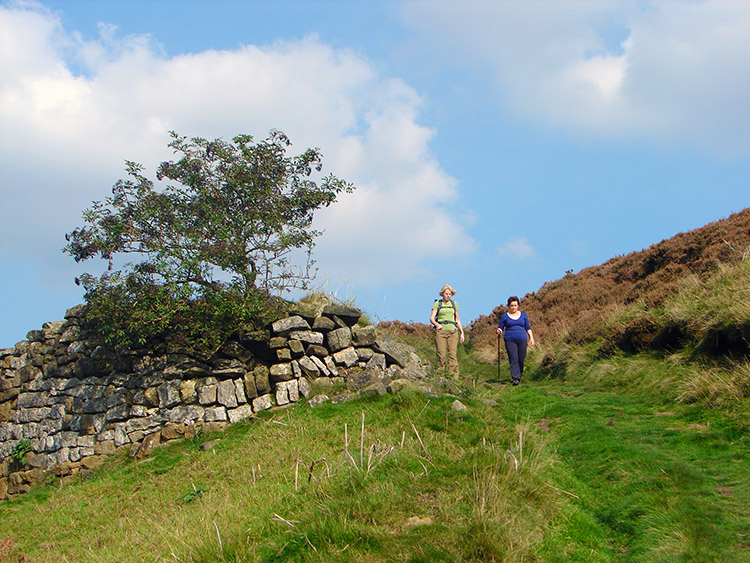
[498,312,531,340]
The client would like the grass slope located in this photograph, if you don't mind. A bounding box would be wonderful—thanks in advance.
[2,347,749,562]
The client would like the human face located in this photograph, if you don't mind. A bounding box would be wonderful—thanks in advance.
[509,300,519,314]
[442,290,453,301]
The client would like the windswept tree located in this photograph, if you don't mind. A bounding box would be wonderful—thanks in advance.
[65,130,354,349]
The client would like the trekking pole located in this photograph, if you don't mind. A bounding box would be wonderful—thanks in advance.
[497,334,501,382]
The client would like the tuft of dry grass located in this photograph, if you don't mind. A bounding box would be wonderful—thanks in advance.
[469,421,564,562]
[676,361,750,407]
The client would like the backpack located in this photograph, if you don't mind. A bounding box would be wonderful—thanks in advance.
[434,299,457,326]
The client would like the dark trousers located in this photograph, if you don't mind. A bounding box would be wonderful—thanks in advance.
[504,339,528,381]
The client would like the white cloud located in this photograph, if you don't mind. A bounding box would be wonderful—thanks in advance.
[0,3,475,294]
[401,0,750,157]
[497,237,538,261]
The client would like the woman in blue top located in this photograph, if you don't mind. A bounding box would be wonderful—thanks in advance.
[495,296,535,385]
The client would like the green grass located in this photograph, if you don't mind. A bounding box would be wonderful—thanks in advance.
[2,341,750,561]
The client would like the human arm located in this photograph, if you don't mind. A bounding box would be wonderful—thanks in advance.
[455,310,465,343]
[495,313,505,336]
[524,313,535,346]
[430,306,442,330]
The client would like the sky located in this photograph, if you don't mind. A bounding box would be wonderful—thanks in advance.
[1,0,749,348]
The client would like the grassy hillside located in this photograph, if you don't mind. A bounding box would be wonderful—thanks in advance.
[2,210,750,562]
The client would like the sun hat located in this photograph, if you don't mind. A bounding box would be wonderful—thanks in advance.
[439,284,456,296]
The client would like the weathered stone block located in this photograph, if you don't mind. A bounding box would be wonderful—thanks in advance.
[217,379,238,408]
[128,404,147,418]
[113,424,129,447]
[352,325,377,347]
[227,404,253,424]
[144,386,159,407]
[26,330,45,343]
[80,455,108,470]
[133,431,161,459]
[288,339,305,356]
[160,423,185,440]
[105,404,130,423]
[312,316,337,332]
[269,336,288,349]
[275,381,290,406]
[307,394,329,408]
[310,355,330,376]
[243,372,258,400]
[16,406,48,423]
[59,325,82,344]
[373,337,410,368]
[211,366,245,379]
[95,440,117,456]
[366,353,387,371]
[254,366,271,395]
[332,347,359,368]
[297,356,319,378]
[269,363,294,382]
[158,381,181,409]
[204,406,228,422]
[180,380,197,403]
[298,377,312,399]
[197,379,218,405]
[356,348,375,362]
[287,330,324,345]
[252,394,273,412]
[322,304,361,325]
[217,340,253,363]
[167,405,204,424]
[234,379,247,404]
[272,316,311,334]
[324,357,339,376]
[305,344,329,357]
[326,327,352,352]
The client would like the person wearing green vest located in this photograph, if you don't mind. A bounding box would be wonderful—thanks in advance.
[430,284,465,379]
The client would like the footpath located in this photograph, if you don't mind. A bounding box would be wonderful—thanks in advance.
[479,375,750,562]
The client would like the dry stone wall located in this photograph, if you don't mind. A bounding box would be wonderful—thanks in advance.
[0,301,429,499]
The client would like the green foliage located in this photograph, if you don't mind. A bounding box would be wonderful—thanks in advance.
[11,439,32,466]
[66,130,354,296]
[80,273,286,352]
[64,130,351,350]
[179,484,207,505]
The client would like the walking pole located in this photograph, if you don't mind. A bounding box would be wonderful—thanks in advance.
[497,334,501,382]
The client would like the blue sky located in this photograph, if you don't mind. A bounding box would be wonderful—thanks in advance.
[1,0,749,347]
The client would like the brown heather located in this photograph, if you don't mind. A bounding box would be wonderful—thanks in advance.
[469,207,750,355]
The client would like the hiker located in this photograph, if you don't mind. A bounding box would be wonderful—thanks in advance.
[430,284,465,379]
[496,296,535,385]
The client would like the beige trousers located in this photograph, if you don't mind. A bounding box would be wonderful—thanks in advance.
[435,329,460,378]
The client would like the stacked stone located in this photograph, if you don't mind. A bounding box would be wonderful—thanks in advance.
[0,308,275,497]
[268,302,407,407]
[0,302,425,499]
